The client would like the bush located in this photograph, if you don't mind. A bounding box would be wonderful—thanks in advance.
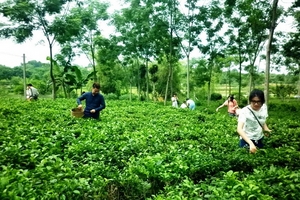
[69,91,78,98]
[119,94,139,101]
[105,93,119,100]
[13,85,24,95]
[210,93,222,101]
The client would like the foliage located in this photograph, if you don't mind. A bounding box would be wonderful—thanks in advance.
[1,0,299,101]
[105,93,119,100]
[270,84,297,100]
[119,94,139,101]
[72,0,109,81]
[0,0,89,99]
[0,97,299,199]
[0,65,31,79]
[210,93,222,101]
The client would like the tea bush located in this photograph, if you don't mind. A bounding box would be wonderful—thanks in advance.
[0,98,299,199]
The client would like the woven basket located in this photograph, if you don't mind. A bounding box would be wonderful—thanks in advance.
[71,108,84,118]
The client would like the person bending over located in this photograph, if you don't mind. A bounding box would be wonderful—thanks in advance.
[77,83,106,120]
[216,95,239,117]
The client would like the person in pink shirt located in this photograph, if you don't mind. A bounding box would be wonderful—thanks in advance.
[216,95,239,117]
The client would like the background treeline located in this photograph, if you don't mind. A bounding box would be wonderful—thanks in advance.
[1,0,300,103]
[0,60,298,102]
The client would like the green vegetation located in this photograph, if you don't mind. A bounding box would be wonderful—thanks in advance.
[1,0,300,102]
[0,98,299,199]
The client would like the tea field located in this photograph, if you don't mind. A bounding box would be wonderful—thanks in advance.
[0,98,299,200]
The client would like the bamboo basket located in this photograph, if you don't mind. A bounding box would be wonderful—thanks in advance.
[71,108,84,118]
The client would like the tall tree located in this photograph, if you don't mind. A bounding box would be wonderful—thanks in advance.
[113,0,181,102]
[174,0,206,98]
[113,0,156,101]
[282,0,300,99]
[265,0,282,105]
[96,36,124,96]
[197,0,225,104]
[70,0,109,82]
[0,0,84,99]
[224,0,270,101]
[283,32,300,98]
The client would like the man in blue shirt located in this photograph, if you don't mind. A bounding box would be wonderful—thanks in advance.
[186,98,195,110]
[77,83,106,120]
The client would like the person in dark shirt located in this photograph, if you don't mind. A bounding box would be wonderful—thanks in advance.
[77,83,106,120]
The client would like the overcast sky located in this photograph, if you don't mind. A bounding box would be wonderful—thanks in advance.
[0,0,295,69]
[0,0,120,68]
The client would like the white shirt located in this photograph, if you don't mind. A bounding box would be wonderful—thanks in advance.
[171,96,178,108]
[238,104,268,140]
[27,87,39,98]
[186,99,195,107]
[180,103,187,108]
[26,89,31,98]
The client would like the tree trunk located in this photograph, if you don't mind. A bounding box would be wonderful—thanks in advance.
[187,54,190,98]
[249,71,253,95]
[164,0,174,106]
[152,83,156,101]
[265,0,279,105]
[170,60,173,98]
[228,64,231,95]
[297,65,300,100]
[49,43,56,100]
[62,81,67,98]
[91,42,97,83]
[130,78,132,101]
[146,57,149,101]
[137,59,141,100]
[238,41,242,104]
[207,61,213,104]
[164,61,172,106]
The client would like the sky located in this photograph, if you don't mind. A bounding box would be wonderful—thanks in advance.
[0,0,296,70]
[0,0,120,68]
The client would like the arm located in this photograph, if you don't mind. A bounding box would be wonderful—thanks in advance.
[77,94,86,109]
[234,100,239,109]
[263,123,271,132]
[263,123,272,137]
[216,102,226,111]
[237,121,257,153]
[95,96,106,112]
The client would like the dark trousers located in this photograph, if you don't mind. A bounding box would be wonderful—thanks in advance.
[83,111,100,120]
[239,137,264,148]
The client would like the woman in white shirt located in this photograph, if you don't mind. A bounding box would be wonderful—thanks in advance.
[237,89,272,153]
[171,94,178,108]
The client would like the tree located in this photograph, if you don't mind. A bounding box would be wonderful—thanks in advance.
[50,46,76,98]
[113,0,182,102]
[191,58,210,90]
[0,0,84,99]
[113,0,156,101]
[197,0,225,104]
[265,0,281,105]
[224,0,270,102]
[282,0,300,99]
[149,64,159,100]
[72,66,96,95]
[0,65,31,80]
[174,0,207,98]
[71,0,109,82]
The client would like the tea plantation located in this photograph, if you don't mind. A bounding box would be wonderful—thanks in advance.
[0,98,299,199]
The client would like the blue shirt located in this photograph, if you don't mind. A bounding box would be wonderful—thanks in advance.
[77,92,106,119]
